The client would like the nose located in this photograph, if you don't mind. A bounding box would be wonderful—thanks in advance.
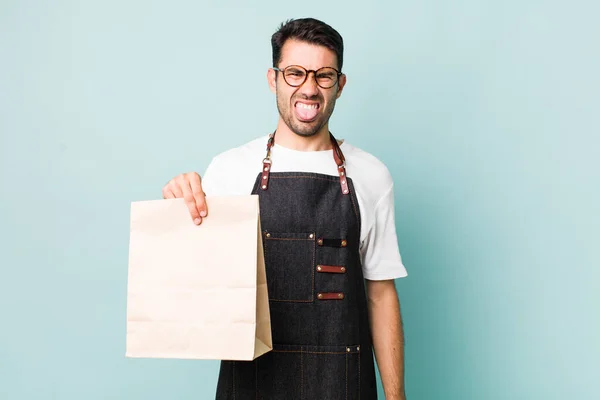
[298,71,320,96]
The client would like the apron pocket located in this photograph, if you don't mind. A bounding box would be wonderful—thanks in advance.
[256,344,360,400]
[302,344,361,400]
[263,231,316,302]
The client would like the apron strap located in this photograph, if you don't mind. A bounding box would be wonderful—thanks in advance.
[330,133,349,195]
[261,131,349,195]
[260,133,275,190]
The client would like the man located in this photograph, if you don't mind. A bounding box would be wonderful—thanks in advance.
[162,18,407,400]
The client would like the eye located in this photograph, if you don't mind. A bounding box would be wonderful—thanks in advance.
[317,73,335,80]
[286,70,304,77]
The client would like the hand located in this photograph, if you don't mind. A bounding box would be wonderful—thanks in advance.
[162,172,207,225]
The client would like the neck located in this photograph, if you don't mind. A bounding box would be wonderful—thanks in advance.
[274,119,332,151]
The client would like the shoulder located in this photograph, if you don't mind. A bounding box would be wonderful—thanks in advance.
[338,141,400,259]
[342,141,394,196]
[202,135,269,196]
[209,135,269,167]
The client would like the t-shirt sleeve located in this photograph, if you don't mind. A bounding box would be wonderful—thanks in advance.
[201,153,258,197]
[360,184,408,280]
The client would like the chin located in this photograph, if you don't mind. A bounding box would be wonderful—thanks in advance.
[293,128,320,137]
[289,119,325,138]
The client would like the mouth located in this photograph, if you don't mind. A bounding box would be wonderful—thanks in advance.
[294,101,320,122]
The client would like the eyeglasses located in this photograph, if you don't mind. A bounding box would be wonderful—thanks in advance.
[273,65,342,89]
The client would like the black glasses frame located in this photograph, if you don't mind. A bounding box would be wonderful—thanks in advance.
[273,65,343,89]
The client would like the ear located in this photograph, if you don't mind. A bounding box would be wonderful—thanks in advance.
[335,74,347,99]
[267,68,277,94]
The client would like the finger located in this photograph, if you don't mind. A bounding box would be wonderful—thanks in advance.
[182,179,202,224]
[162,186,176,199]
[189,174,207,218]
[170,180,184,198]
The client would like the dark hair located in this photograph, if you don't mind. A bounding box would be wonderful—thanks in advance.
[271,18,344,71]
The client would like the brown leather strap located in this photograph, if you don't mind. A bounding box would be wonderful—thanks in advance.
[330,133,349,195]
[260,131,349,195]
[316,265,346,274]
[260,160,271,190]
[260,133,275,190]
[316,292,345,300]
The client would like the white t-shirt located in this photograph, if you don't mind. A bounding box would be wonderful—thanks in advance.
[202,135,407,281]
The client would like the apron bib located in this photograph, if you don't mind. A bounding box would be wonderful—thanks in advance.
[216,133,377,400]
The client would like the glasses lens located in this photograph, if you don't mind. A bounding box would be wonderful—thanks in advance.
[283,66,307,86]
[315,67,338,88]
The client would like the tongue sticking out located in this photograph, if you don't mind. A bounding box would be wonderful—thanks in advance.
[295,103,319,121]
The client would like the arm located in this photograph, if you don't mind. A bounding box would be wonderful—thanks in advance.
[366,279,406,400]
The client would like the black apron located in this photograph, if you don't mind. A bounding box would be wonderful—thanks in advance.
[216,133,377,399]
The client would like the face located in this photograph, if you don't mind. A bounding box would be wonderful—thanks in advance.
[268,39,347,138]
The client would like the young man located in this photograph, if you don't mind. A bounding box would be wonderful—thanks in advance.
[162,18,407,400]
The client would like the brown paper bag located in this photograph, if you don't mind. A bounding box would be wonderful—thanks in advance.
[125,195,272,361]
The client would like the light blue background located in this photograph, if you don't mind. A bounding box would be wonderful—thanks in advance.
[1,1,598,399]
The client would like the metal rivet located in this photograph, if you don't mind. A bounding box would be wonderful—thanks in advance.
[338,293,344,299]
[316,265,322,272]
[266,233,271,238]
[264,167,269,171]
[317,239,323,246]
[262,185,267,189]
[309,233,314,239]
[263,176,267,180]
[357,346,360,351]
[340,267,346,272]
[317,293,323,299]
[346,347,351,352]
[343,190,349,194]
[342,180,346,184]
[341,240,347,247]
[340,172,345,176]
